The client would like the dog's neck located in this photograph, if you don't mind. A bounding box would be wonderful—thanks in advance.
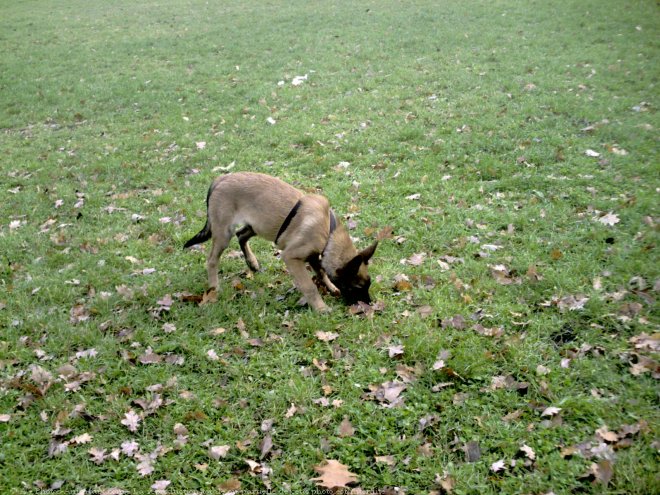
[321,222,358,277]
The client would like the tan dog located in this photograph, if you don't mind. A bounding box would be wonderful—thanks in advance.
[184,172,377,312]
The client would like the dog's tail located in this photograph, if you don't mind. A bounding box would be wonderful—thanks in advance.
[183,220,211,248]
[183,182,215,249]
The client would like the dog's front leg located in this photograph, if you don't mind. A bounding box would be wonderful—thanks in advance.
[307,255,340,296]
[282,255,330,312]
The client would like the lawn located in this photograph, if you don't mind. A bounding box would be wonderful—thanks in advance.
[1,0,658,493]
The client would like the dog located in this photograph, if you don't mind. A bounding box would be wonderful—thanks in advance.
[184,172,377,312]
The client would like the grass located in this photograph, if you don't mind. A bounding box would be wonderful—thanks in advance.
[1,0,658,493]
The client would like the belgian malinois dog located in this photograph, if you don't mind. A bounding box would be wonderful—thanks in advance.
[184,172,377,312]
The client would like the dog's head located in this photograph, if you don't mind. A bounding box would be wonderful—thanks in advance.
[333,241,378,305]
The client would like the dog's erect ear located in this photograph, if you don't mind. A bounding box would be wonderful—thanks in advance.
[359,241,378,264]
[339,254,364,277]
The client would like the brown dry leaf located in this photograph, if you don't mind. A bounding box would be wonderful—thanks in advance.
[387,344,404,358]
[368,381,407,408]
[595,426,619,443]
[121,410,141,432]
[89,447,107,465]
[217,478,241,493]
[585,460,614,486]
[401,252,426,266]
[598,212,620,226]
[259,433,273,459]
[541,406,562,417]
[209,445,230,460]
[490,264,521,285]
[151,480,171,495]
[526,265,543,282]
[315,331,339,342]
[473,324,504,338]
[441,314,467,330]
[520,444,536,461]
[348,300,385,318]
[199,288,217,306]
[138,349,163,365]
[416,305,434,318]
[376,226,394,240]
[435,472,456,493]
[630,333,660,352]
[284,403,298,418]
[311,459,358,490]
[69,304,91,325]
[393,276,413,292]
[374,455,396,466]
[71,433,93,445]
[557,294,589,312]
[338,416,355,438]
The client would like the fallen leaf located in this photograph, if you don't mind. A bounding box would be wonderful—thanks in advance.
[121,440,139,457]
[387,344,404,358]
[151,480,171,495]
[541,406,562,417]
[375,226,394,241]
[209,445,230,460]
[71,433,93,445]
[630,333,660,352]
[441,314,466,330]
[260,433,273,459]
[435,472,456,493]
[199,288,217,306]
[585,460,613,486]
[374,455,396,466]
[121,410,141,432]
[520,444,536,460]
[284,403,298,418]
[417,305,434,318]
[338,416,355,438]
[490,264,521,285]
[557,294,589,312]
[598,212,620,226]
[490,459,506,472]
[311,460,358,489]
[401,252,426,266]
[138,349,163,365]
[595,426,619,443]
[89,447,107,465]
[315,331,339,342]
[217,478,241,492]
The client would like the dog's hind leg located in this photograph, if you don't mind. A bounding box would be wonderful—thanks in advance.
[236,225,260,272]
[207,227,233,289]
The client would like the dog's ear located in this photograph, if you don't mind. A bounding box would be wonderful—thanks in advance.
[359,241,378,264]
[338,254,364,277]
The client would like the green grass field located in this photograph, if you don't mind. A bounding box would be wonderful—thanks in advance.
[1,0,658,493]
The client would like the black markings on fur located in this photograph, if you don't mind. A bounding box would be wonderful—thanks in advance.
[183,182,216,249]
[275,199,302,244]
[236,225,259,272]
[329,209,337,235]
